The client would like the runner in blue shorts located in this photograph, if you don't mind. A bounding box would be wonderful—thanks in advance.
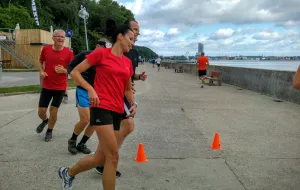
[66,39,108,155]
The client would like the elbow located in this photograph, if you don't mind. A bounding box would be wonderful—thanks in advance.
[70,70,76,79]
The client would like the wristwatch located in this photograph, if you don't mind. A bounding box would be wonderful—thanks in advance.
[131,102,138,108]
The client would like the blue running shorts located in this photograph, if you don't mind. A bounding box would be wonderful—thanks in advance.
[76,87,90,107]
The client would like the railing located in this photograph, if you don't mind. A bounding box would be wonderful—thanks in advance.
[0,39,34,69]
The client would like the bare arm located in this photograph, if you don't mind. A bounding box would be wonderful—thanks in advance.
[39,61,48,78]
[125,78,136,117]
[125,78,134,104]
[293,65,300,90]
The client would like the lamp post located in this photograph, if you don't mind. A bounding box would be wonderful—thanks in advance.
[78,5,89,50]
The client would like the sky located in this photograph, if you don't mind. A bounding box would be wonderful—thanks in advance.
[113,0,300,57]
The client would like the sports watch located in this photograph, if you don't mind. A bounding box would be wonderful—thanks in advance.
[131,102,138,108]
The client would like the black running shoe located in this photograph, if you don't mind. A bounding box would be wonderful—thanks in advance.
[94,166,121,178]
[36,121,48,133]
[68,139,78,155]
[45,131,52,142]
[76,143,91,154]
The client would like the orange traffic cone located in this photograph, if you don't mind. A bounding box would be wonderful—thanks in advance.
[211,132,221,150]
[135,143,148,162]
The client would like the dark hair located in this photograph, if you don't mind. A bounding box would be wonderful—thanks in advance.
[104,19,133,44]
[201,52,205,56]
[96,40,107,48]
[124,19,138,26]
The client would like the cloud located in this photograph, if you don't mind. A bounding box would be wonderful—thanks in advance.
[133,0,300,28]
[117,0,300,56]
[253,31,281,40]
[209,28,234,40]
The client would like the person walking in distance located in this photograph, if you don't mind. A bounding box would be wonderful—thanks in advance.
[36,29,74,142]
[156,57,161,72]
[58,20,136,190]
[93,18,148,177]
[196,52,209,88]
[66,39,109,155]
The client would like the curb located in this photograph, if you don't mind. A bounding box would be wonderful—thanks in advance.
[0,87,77,97]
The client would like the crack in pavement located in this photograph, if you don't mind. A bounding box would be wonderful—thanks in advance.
[0,108,36,129]
[225,160,247,190]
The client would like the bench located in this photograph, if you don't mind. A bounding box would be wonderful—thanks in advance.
[175,66,183,73]
[0,60,12,69]
[201,70,222,86]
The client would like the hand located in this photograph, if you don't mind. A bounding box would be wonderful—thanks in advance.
[40,71,48,78]
[55,65,66,74]
[139,72,147,81]
[127,104,137,117]
[88,88,100,107]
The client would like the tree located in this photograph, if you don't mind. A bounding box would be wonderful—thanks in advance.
[0,0,157,56]
[0,4,35,29]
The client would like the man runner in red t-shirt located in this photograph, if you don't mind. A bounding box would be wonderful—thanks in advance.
[196,51,209,87]
[36,29,74,142]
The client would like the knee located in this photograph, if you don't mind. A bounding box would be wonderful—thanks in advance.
[106,151,119,165]
[50,107,58,113]
[126,119,134,135]
[80,116,90,126]
[38,108,46,117]
[49,107,58,116]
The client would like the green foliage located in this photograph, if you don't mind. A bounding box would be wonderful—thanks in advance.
[0,0,157,56]
[0,4,35,29]
[135,46,158,59]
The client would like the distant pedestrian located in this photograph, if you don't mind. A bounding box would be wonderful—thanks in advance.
[156,57,161,72]
[196,52,209,87]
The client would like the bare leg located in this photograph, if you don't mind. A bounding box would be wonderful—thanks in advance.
[73,106,90,135]
[68,125,118,190]
[115,118,134,148]
[38,107,48,121]
[48,106,58,129]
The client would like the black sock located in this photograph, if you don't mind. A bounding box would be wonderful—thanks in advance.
[70,133,78,141]
[47,128,53,133]
[78,135,90,145]
[43,119,48,123]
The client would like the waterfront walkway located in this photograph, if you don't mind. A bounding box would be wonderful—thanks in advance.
[1,63,300,190]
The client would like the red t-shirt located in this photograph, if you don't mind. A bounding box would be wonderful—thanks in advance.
[86,48,134,113]
[197,56,209,70]
[39,45,74,90]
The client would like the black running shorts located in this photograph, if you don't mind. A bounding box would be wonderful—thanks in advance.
[38,88,65,108]
[90,108,122,131]
[198,70,207,77]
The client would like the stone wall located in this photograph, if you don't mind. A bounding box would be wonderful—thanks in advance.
[162,62,300,104]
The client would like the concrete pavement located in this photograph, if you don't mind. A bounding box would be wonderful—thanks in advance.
[0,63,300,190]
[0,72,40,87]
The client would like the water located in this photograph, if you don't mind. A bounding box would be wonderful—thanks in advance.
[209,60,299,71]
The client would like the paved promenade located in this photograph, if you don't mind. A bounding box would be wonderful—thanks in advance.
[1,63,300,190]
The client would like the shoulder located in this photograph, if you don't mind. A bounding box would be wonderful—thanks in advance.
[63,47,73,53]
[42,45,52,51]
[122,55,132,65]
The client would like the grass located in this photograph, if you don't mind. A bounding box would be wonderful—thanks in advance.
[2,69,39,72]
[0,79,76,94]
